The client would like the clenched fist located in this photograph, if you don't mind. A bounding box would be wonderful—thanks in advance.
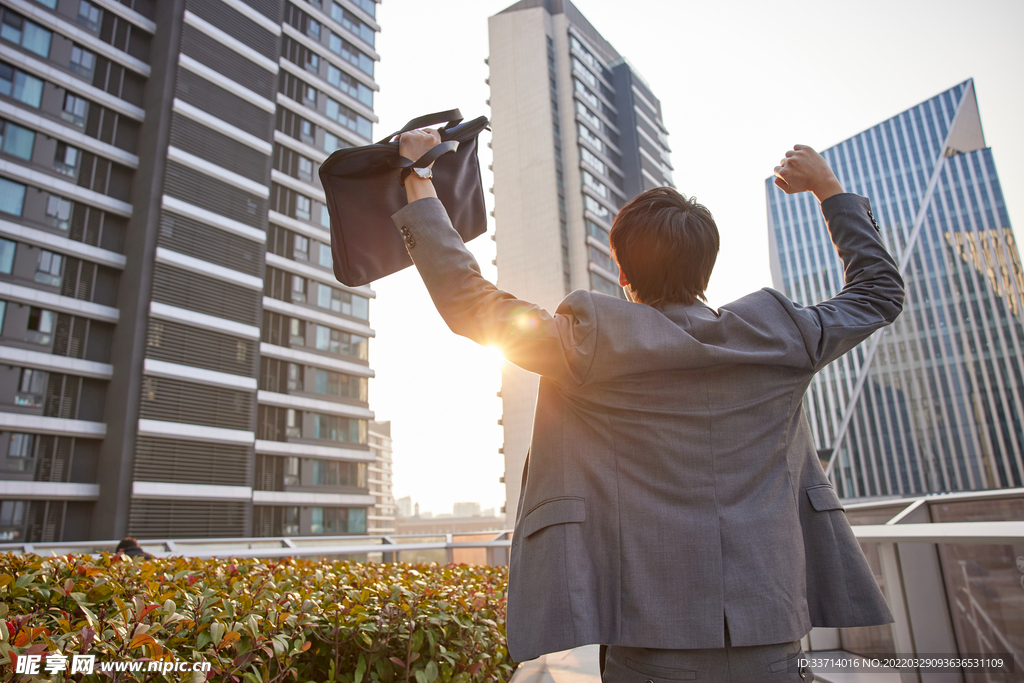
[773,145,844,203]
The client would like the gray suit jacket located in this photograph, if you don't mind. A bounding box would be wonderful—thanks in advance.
[392,193,902,663]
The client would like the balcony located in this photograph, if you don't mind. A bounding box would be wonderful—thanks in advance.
[2,488,1021,682]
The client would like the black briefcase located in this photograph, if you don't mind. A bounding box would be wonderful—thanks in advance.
[319,109,489,287]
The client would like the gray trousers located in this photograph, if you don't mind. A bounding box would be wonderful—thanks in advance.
[600,628,811,682]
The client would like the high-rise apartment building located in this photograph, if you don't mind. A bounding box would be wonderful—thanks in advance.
[767,79,1024,499]
[488,0,673,517]
[366,419,394,534]
[0,0,380,543]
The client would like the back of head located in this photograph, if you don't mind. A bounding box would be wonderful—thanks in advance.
[116,536,139,553]
[610,187,720,306]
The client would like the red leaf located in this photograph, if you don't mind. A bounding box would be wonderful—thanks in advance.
[466,663,483,674]
[138,604,159,621]
[389,657,407,669]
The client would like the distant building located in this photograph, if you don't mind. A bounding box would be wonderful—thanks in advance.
[766,79,1024,498]
[396,512,507,536]
[488,0,674,521]
[453,501,481,517]
[396,495,413,519]
[366,420,394,533]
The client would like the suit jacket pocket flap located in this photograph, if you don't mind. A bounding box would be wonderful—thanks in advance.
[523,497,586,537]
[806,485,844,511]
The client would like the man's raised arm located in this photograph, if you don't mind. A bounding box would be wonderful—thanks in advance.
[771,145,905,370]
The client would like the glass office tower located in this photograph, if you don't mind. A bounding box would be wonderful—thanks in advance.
[767,79,1024,498]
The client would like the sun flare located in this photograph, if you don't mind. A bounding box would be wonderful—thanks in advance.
[485,345,507,368]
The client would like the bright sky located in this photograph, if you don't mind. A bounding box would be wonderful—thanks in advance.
[367,0,1024,517]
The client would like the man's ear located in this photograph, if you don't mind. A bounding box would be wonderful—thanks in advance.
[618,269,629,287]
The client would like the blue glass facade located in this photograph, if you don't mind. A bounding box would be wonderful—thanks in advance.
[767,80,1024,498]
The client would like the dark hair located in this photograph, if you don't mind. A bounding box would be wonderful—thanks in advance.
[609,187,719,306]
[115,537,139,552]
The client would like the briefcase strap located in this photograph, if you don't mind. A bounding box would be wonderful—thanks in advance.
[397,140,460,186]
[378,108,463,144]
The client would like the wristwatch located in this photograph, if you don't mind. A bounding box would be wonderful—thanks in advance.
[400,166,433,187]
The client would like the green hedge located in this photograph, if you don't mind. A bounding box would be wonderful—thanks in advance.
[0,553,514,682]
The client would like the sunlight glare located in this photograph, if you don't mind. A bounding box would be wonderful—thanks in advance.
[485,345,507,368]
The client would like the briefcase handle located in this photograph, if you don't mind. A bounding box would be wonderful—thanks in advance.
[378,108,464,144]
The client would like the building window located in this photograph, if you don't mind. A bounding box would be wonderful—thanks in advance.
[36,250,62,287]
[53,142,80,177]
[580,145,607,175]
[302,84,317,109]
[0,62,43,107]
[0,237,14,273]
[62,92,89,127]
[45,195,72,231]
[76,1,101,32]
[590,246,618,275]
[351,0,375,18]
[584,194,611,221]
[320,204,331,229]
[286,408,300,437]
[318,243,332,268]
[298,156,313,182]
[284,456,299,486]
[0,178,25,216]
[1,10,52,58]
[327,33,373,77]
[295,194,311,221]
[312,414,364,443]
[587,219,609,246]
[583,170,608,199]
[330,4,375,46]
[326,64,373,107]
[300,119,314,145]
[577,101,603,134]
[304,50,319,74]
[293,233,309,261]
[572,57,597,87]
[26,307,55,344]
[5,433,33,471]
[0,120,34,160]
[574,79,599,108]
[291,274,306,303]
[0,500,25,529]
[323,130,341,153]
[326,98,372,139]
[287,362,301,391]
[590,272,620,298]
[314,369,366,400]
[289,317,305,346]
[579,123,604,152]
[306,18,320,41]
[31,0,57,8]
[16,367,47,405]
[69,45,96,79]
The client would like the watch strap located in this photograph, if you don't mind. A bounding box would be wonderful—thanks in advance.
[399,140,460,186]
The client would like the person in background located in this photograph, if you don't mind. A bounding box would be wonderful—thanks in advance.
[115,537,152,560]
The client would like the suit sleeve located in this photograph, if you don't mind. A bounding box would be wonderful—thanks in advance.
[767,193,905,371]
[392,197,598,389]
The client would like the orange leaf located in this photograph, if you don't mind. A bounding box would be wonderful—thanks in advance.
[300,641,311,652]
[138,604,159,621]
[129,633,158,649]
[220,631,241,647]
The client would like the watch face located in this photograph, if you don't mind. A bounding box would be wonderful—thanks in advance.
[414,167,433,179]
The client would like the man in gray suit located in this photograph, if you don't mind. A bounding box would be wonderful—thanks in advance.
[394,131,902,682]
